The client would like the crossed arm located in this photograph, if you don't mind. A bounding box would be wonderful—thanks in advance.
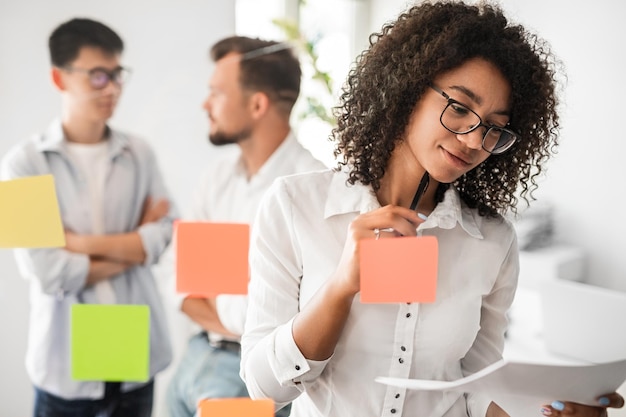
[64,197,170,286]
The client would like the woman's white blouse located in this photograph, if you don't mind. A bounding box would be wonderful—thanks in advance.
[241,169,519,417]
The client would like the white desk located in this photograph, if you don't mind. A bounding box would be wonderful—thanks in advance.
[504,246,626,416]
[504,286,585,364]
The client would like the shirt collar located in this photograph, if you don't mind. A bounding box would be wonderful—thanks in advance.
[324,169,380,217]
[35,118,130,159]
[235,131,300,182]
[422,186,483,239]
[324,169,483,239]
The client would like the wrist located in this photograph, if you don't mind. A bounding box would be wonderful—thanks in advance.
[486,402,509,417]
[327,275,358,304]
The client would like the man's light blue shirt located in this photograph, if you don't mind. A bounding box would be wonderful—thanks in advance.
[1,119,175,399]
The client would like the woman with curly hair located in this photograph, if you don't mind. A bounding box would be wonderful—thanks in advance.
[240,1,624,416]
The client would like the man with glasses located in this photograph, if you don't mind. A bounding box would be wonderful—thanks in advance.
[1,18,175,417]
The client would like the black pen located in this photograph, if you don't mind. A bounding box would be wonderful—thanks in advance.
[377,172,430,237]
[409,172,430,213]
[376,172,430,233]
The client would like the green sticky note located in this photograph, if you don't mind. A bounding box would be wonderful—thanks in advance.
[71,304,150,382]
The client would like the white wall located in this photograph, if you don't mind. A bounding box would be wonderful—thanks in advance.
[0,1,235,416]
[500,0,626,292]
[369,0,626,292]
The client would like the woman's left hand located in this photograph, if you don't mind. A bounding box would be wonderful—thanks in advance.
[541,393,624,416]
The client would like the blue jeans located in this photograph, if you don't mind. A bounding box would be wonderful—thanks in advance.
[34,380,154,417]
[167,332,290,417]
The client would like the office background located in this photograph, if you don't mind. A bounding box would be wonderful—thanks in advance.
[1,0,625,416]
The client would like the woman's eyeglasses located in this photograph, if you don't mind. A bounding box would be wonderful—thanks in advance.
[64,66,132,90]
[430,85,518,155]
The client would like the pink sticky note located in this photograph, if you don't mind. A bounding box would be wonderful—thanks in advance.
[176,222,249,297]
[198,398,274,417]
[360,236,438,303]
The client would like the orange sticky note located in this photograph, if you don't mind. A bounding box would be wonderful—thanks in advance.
[360,236,438,303]
[198,398,274,417]
[176,222,249,296]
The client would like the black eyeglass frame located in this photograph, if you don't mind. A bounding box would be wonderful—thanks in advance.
[63,66,132,90]
[430,85,519,155]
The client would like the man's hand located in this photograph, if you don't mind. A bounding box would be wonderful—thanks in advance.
[181,297,238,338]
[85,258,130,285]
[64,231,146,265]
[65,231,87,254]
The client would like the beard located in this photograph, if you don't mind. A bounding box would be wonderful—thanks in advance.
[209,126,252,146]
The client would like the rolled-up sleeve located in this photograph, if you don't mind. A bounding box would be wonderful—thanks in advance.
[138,220,173,266]
[267,318,330,385]
[244,317,331,409]
[137,146,176,266]
[241,179,330,407]
[463,232,519,417]
[13,247,89,296]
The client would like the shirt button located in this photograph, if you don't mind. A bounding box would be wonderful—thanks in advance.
[391,409,397,414]
[395,393,400,399]
[295,365,300,370]
[398,358,404,364]
[406,313,411,318]
[400,346,406,351]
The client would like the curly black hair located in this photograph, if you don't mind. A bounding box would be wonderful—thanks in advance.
[333,0,561,217]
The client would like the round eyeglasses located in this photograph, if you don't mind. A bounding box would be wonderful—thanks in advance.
[430,85,518,155]
[64,66,132,90]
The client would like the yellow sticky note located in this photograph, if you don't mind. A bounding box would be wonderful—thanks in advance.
[360,236,438,303]
[198,398,274,417]
[71,304,150,382]
[176,222,249,297]
[0,175,65,248]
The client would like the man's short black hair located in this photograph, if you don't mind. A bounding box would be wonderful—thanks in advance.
[48,18,123,67]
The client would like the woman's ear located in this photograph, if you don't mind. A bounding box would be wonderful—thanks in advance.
[51,67,65,91]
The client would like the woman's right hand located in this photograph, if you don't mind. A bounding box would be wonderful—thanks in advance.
[291,205,428,360]
[333,204,427,295]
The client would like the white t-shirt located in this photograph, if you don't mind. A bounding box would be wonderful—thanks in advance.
[66,140,116,304]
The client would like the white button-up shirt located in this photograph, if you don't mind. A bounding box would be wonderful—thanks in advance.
[241,169,519,417]
[181,132,326,339]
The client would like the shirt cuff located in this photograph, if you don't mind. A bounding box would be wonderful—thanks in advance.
[270,318,331,386]
[60,252,90,295]
[137,221,170,266]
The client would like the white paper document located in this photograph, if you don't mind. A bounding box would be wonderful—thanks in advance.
[376,358,626,416]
